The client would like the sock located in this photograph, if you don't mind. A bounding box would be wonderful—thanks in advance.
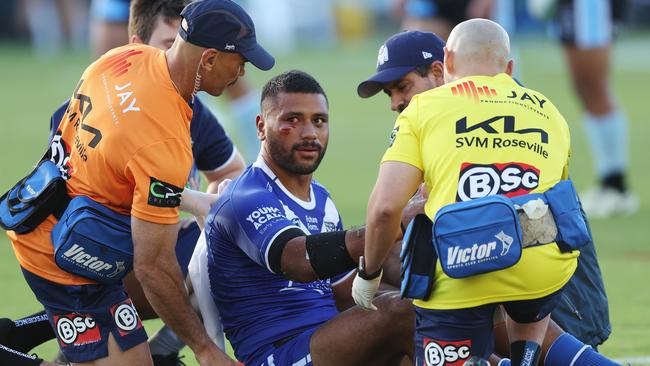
[544,333,621,366]
[149,325,186,356]
[0,343,43,366]
[0,318,15,344]
[510,340,541,366]
[7,311,54,353]
[228,90,262,162]
[583,109,629,183]
[601,172,626,193]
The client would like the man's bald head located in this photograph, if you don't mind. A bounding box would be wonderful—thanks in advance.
[444,18,513,83]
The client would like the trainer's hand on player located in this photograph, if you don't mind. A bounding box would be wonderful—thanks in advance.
[181,188,218,217]
[195,342,237,366]
[352,269,383,311]
[216,178,232,196]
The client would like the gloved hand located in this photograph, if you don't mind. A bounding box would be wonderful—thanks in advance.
[351,268,383,311]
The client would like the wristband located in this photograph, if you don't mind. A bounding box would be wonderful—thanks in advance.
[358,256,382,280]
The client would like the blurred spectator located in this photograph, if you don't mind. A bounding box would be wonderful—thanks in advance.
[23,0,89,57]
[89,0,129,57]
[541,0,639,218]
[392,0,493,40]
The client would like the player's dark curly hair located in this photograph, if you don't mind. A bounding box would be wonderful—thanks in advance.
[129,0,189,43]
[261,70,329,108]
[414,63,434,77]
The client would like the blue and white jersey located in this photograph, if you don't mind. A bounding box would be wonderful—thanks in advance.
[205,157,344,364]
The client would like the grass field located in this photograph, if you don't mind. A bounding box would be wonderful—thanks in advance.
[0,31,649,364]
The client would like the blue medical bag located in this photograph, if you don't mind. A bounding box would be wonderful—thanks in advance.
[0,160,68,234]
[433,195,523,279]
[400,214,437,300]
[51,196,133,284]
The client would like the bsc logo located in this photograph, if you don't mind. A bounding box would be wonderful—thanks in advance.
[424,338,471,366]
[457,162,540,202]
[49,131,72,180]
[55,314,100,346]
[110,299,142,336]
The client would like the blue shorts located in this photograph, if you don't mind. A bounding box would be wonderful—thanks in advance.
[415,289,564,365]
[175,220,201,277]
[415,305,494,366]
[554,0,624,48]
[253,328,316,366]
[90,0,130,22]
[22,268,147,363]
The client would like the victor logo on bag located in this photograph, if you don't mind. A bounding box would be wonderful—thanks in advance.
[52,196,134,284]
[433,195,523,278]
[446,230,513,269]
[62,244,114,272]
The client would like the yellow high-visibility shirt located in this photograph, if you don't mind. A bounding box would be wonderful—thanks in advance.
[383,73,579,310]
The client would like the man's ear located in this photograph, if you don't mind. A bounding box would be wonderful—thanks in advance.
[429,60,444,85]
[200,49,219,71]
[505,59,514,76]
[444,47,454,75]
[256,114,266,141]
[131,34,143,44]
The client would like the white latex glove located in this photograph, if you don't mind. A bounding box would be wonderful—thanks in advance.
[352,270,383,311]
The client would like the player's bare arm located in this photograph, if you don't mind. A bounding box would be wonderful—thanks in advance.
[204,151,246,194]
[131,217,235,365]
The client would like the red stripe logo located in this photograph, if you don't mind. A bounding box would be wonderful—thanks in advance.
[451,81,497,102]
[101,49,143,77]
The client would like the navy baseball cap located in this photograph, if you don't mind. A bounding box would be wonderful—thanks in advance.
[179,0,274,71]
[357,31,445,98]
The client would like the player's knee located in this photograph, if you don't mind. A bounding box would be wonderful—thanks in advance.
[378,294,414,335]
[572,77,612,113]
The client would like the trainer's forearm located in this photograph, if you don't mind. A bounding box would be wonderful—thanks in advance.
[180,188,217,218]
[135,261,212,354]
[365,207,403,274]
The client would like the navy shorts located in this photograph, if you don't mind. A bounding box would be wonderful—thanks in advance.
[405,0,471,25]
[252,328,316,366]
[175,220,201,277]
[415,289,564,366]
[22,268,147,363]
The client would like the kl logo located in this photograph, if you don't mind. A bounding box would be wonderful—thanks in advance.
[451,80,497,103]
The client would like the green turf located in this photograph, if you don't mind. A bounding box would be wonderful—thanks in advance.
[0,32,648,364]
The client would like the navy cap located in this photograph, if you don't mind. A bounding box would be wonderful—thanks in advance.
[179,0,274,71]
[357,31,445,98]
